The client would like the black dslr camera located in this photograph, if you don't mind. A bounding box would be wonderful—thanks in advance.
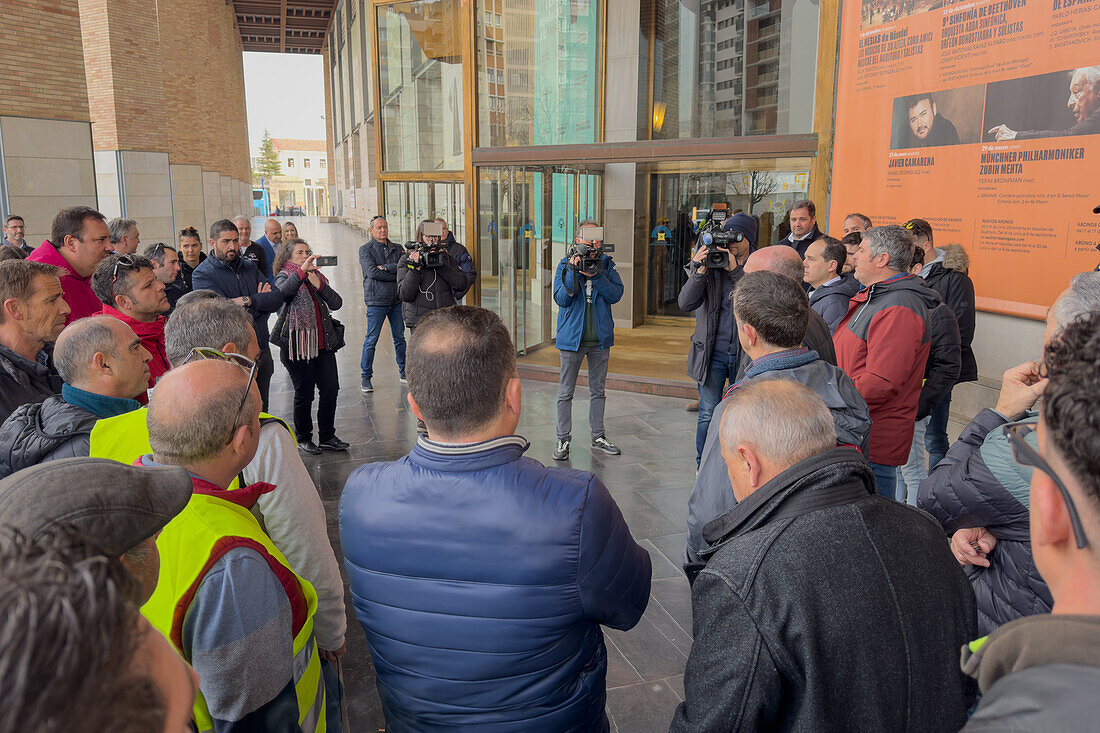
[406,221,447,268]
[570,225,615,277]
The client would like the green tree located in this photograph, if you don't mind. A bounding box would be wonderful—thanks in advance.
[257,129,281,176]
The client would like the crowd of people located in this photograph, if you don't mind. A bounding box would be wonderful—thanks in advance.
[0,199,1098,732]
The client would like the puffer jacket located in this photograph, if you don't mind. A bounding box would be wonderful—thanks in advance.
[442,234,477,301]
[916,294,962,420]
[553,255,624,351]
[923,244,977,382]
[358,237,404,307]
[809,273,861,333]
[0,396,96,477]
[26,242,101,324]
[396,251,469,328]
[340,435,652,732]
[0,344,62,425]
[918,408,1052,635]
[685,348,872,569]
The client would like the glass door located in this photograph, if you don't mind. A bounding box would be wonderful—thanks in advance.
[382,180,466,245]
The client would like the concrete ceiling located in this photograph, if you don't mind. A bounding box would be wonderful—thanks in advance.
[232,0,335,55]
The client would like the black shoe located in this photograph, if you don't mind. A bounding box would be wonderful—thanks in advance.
[319,437,349,451]
[591,436,621,455]
[298,440,322,455]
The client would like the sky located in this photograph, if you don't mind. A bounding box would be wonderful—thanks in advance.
[243,52,326,157]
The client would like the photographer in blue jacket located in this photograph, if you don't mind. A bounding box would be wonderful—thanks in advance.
[552,219,624,461]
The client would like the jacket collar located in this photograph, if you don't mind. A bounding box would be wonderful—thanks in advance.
[962,614,1100,693]
[917,249,945,278]
[30,241,84,281]
[0,343,50,377]
[701,447,874,549]
[139,454,275,509]
[61,383,140,419]
[410,434,530,472]
[743,347,817,379]
[99,304,166,336]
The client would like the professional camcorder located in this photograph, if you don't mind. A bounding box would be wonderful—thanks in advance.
[569,225,615,277]
[695,202,739,270]
[406,221,447,268]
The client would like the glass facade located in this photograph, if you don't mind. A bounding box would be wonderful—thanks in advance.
[640,0,819,139]
[381,180,466,245]
[476,0,602,146]
[377,0,465,171]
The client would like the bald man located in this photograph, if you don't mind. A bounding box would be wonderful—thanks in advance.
[0,316,149,475]
[673,380,976,732]
[254,218,282,281]
[235,216,269,279]
[141,360,327,731]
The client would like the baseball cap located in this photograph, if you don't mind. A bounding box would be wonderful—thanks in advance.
[723,212,758,246]
[0,458,192,556]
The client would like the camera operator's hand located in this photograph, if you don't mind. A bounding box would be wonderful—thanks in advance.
[717,247,736,272]
[409,250,421,264]
[691,246,708,274]
[569,253,591,276]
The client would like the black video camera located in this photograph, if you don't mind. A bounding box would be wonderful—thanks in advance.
[570,225,615,277]
[698,230,745,270]
[406,221,447,268]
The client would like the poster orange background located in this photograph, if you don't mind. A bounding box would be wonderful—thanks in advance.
[829,0,1100,318]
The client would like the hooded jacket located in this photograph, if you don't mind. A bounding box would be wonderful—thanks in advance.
[922,244,977,382]
[678,264,746,382]
[918,408,1052,634]
[685,348,872,569]
[396,251,469,328]
[834,273,932,465]
[672,448,977,732]
[340,435,651,732]
[26,242,102,324]
[0,344,62,425]
[917,293,962,420]
[961,615,1100,731]
[808,273,861,333]
[358,237,403,307]
[553,254,624,351]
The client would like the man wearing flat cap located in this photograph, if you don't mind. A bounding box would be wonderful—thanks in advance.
[0,456,192,603]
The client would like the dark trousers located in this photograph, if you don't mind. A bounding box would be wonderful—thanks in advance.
[926,390,953,471]
[280,348,340,442]
[256,347,275,412]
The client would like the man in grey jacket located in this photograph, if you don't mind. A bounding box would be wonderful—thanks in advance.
[685,271,870,575]
[962,312,1100,730]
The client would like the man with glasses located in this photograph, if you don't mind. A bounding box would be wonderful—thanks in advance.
[920,271,1100,634]
[192,219,284,410]
[144,242,184,312]
[3,214,31,255]
[961,312,1100,730]
[91,253,170,397]
[139,357,327,732]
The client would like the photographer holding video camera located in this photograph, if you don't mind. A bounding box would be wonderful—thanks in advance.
[552,220,624,461]
[678,210,756,467]
[397,220,470,331]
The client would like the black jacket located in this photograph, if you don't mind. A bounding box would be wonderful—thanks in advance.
[808,273,861,333]
[917,294,962,420]
[396,252,469,328]
[271,270,344,352]
[922,245,977,382]
[781,224,822,258]
[191,255,285,348]
[177,252,205,292]
[678,263,746,383]
[918,409,1052,634]
[358,237,403,307]
[442,235,477,301]
[0,344,62,425]
[673,448,977,732]
[0,396,95,477]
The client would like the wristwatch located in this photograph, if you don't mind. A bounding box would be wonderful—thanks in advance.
[242,296,252,307]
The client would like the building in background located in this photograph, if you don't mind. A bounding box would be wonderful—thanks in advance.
[254,138,329,215]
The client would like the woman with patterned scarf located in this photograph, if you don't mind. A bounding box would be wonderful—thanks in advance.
[272,238,349,455]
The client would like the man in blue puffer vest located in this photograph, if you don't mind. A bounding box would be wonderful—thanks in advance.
[552,220,624,461]
[340,306,651,733]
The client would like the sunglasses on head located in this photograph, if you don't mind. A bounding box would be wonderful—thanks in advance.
[1004,420,1088,549]
[111,254,138,285]
[183,347,258,433]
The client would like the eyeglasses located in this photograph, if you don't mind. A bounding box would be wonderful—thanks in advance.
[183,347,258,434]
[1004,421,1088,549]
[111,254,138,285]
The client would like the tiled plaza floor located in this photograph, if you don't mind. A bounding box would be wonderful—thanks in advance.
[263,218,699,732]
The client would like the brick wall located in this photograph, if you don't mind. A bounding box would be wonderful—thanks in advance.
[0,0,90,121]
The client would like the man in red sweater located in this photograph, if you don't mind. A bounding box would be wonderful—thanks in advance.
[26,207,112,324]
[91,253,170,398]
[834,224,932,499]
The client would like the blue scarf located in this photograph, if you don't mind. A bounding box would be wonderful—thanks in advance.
[62,383,141,419]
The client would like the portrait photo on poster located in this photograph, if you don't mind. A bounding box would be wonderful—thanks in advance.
[890,85,986,150]
[984,66,1100,142]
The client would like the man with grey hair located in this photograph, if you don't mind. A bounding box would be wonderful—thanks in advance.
[835,224,931,499]
[672,380,977,732]
[87,296,348,674]
[920,270,1100,634]
[989,66,1100,140]
[0,316,149,476]
[107,217,140,255]
[235,215,270,281]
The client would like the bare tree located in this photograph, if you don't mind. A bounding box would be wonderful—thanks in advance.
[729,171,779,215]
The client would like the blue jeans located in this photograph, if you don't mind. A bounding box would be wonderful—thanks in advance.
[696,352,738,465]
[926,390,952,471]
[360,302,406,379]
[870,461,898,499]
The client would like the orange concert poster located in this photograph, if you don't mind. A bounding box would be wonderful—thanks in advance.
[830,0,1100,318]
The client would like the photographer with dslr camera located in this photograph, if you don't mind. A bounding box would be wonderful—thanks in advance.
[552,220,624,461]
[678,211,756,467]
[397,220,469,331]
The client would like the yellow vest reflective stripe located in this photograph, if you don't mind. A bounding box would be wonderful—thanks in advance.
[142,489,325,732]
[88,409,293,490]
